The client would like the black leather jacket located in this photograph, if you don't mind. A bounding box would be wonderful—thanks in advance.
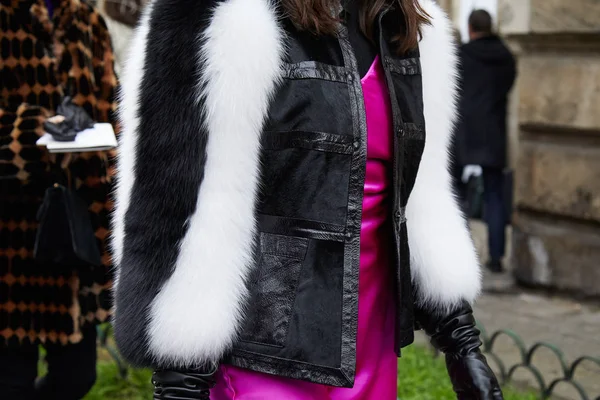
[226,11,425,386]
[113,0,487,390]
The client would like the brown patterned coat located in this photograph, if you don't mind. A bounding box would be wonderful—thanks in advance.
[0,0,116,346]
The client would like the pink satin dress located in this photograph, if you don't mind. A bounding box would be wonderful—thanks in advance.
[212,56,398,399]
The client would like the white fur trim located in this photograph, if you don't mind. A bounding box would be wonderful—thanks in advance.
[111,4,152,285]
[407,0,481,310]
[146,0,285,367]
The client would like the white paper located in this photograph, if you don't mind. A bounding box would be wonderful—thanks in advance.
[37,123,117,153]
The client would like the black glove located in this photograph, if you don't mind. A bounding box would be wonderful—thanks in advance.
[418,301,503,400]
[44,97,95,142]
[152,364,217,400]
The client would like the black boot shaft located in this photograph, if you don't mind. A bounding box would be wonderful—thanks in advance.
[152,366,217,400]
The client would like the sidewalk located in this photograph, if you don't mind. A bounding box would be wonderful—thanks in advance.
[468,221,600,399]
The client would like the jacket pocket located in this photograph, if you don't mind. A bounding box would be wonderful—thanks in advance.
[241,232,308,347]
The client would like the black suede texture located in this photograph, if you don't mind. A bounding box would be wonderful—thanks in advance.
[258,148,352,226]
[266,80,352,135]
[282,18,345,67]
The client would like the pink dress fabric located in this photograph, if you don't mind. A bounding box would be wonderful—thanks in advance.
[212,56,397,399]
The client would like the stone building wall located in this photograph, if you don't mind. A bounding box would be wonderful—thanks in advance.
[498,0,600,296]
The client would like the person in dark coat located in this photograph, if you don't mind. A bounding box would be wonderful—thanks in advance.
[456,9,517,272]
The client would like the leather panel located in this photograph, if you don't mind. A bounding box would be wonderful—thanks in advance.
[262,130,354,155]
[282,62,349,83]
[241,233,308,347]
[234,236,346,379]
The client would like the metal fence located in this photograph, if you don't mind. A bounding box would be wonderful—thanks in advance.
[476,323,600,400]
[98,322,600,399]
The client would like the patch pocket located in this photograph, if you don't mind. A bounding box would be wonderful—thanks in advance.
[241,233,308,347]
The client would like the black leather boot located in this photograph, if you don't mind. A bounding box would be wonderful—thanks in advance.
[152,364,217,400]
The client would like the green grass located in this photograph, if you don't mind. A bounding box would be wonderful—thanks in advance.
[84,361,153,400]
[81,345,537,399]
[397,345,538,400]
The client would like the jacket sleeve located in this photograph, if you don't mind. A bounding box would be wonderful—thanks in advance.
[111,0,284,369]
[406,0,481,313]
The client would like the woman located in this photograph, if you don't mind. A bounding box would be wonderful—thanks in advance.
[0,0,116,398]
[113,0,502,399]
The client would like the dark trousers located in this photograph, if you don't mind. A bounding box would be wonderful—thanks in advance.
[0,325,97,400]
[450,155,467,206]
[482,167,506,262]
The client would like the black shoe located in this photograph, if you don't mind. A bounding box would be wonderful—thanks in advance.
[153,364,217,400]
[486,260,504,274]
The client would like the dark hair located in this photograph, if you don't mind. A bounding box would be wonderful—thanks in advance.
[281,0,431,55]
[468,9,493,34]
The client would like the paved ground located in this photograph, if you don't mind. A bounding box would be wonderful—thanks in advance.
[461,221,600,399]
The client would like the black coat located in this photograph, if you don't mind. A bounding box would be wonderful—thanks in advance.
[455,36,517,168]
[112,0,482,388]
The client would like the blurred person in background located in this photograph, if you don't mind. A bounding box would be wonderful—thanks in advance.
[113,0,502,399]
[0,0,116,398]
[455,9,516,273]
[95,0,149,76]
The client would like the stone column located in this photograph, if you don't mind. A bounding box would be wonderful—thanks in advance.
[498,0,600,296]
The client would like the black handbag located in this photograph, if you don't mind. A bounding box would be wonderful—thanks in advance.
[34,183,102,270]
